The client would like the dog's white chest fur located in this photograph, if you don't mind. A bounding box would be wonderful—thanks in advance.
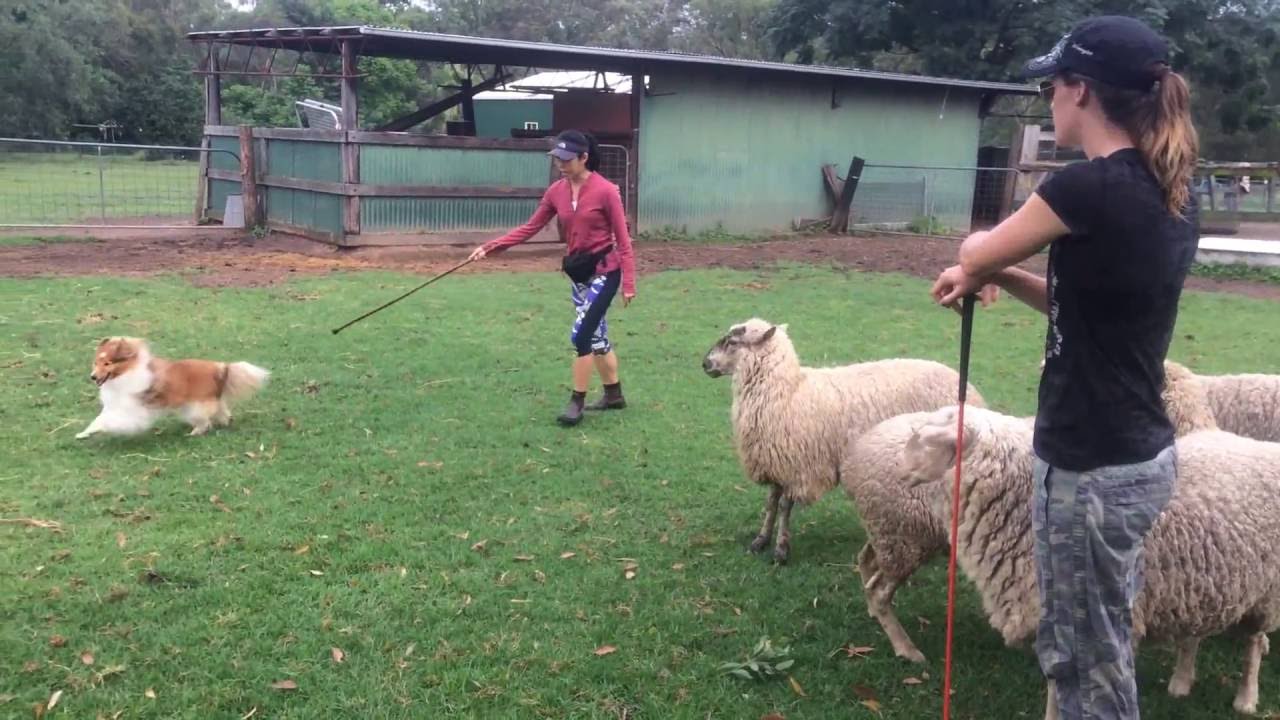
[84,360,159,436]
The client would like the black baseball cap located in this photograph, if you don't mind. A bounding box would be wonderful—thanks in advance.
[1021,16,1170,91]
[548,133,588,161]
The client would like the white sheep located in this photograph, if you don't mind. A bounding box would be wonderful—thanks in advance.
[701,317,984,563]
[905,405,1280,717]
[1187,367,1280,442]
[840,364,1216,664]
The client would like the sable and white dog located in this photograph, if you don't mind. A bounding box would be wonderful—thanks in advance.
[76,337,270,439]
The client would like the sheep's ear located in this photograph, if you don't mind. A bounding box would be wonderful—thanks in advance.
[915,422,959,451]
[761,325,777,342]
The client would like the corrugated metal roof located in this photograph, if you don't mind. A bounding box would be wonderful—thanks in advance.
[474,71,631,101]
[186,25,1037,94]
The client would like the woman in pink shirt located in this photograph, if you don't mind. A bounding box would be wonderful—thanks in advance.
[469,130,638,426]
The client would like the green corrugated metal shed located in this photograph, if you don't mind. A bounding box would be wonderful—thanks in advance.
[639,70,986,234]
[474,97,553,139]
[190,26,1036,243]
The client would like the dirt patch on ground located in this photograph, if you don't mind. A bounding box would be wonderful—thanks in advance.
[1,227,1278,300]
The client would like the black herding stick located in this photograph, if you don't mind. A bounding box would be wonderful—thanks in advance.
[331,257,475,335]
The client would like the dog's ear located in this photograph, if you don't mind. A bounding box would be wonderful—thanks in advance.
[109,340,137,361]
[97,337,112,349]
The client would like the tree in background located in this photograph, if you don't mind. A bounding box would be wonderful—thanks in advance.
[767,0,1280,159]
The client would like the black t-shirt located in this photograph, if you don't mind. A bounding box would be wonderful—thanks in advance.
[1033,148,1198,472]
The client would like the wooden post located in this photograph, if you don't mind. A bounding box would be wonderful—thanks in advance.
[204,46,221,126]
[627,72,642,232]
[238,125,261,229]
[998,125,1028,223]
[196,48,220,224]
[828,155,865,233]
[460,77,475,132]
[341,40,360,240]
[194,135,210,223]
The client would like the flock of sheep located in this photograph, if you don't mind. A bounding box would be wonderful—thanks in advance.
[702,317,1280,717]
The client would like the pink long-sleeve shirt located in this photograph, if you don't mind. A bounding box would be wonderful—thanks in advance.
[481,172,637,296]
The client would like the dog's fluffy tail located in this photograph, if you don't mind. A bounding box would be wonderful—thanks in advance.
[222,362,270,403]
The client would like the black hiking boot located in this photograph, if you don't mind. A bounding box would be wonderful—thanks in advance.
[557,391,587,426]
[586,382,627,411]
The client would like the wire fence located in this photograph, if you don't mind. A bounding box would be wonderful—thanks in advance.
[0,138,239,227]
[597,144,630,210]
[847,163,1020,237]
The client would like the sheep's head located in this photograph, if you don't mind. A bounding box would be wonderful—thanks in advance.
[903,406,980,487]
[702,318,782,378]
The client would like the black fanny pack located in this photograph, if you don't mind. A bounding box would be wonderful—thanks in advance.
[562,244,613,284]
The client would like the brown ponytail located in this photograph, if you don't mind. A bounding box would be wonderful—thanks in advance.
[1069,67,1200,218]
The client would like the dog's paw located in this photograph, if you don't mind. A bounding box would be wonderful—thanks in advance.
[74,430,92,440]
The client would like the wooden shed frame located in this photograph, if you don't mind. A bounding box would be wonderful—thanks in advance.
[188,26,1035,246]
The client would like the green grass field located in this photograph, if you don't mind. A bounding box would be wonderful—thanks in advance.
[1,265,1277,718]
[0,153,199,224]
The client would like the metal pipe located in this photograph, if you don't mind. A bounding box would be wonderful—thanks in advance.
[96,145,107,221]
[0,137,239,161]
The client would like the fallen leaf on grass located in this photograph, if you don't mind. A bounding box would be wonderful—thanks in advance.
[293,545,310,555]
[0,517,63,532]
[788,676,807,697]
[902,676,923,686]
[452,531,470,541]
[80,651,94,665]
[240,708,257,720]
[144,688,156,699]
[49,635,67,648]
[593,645,618,656]
[560,552,576,559]
[533,570,547,584]
[0,694,12,704]
[270,679,298,691]
[95,664,127,682]
[514,555,535,562]
[622,561,638,580]
[209,495,231,513]
[331,647,345,663]
[671,563,685,571]
[831,644,875,659]
[761,715,786,720]
[852,685,878,702]
[47,691,62,711]
[284,417,298,430]
[309,570,324,577]
[23,661,39,673]
[471,540,488,553]
[115,533,127,550]
[416,461,443,469]
[860,699,882,715]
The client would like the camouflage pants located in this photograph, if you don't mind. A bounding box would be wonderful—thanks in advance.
[1031,446,1176,720]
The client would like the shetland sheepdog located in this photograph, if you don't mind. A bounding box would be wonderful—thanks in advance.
[76,337,270,439]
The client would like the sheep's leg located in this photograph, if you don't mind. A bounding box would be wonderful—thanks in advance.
[1233,632,1269,715]
[748,485,782,554]
[772,496,793,564]
[857,543,926,663]
[1167,635,1201,698]
[1044,680,1059,720]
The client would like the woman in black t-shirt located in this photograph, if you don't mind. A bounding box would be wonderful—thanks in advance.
[931,16,1199,720]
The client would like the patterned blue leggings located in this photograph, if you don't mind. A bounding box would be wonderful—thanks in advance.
[570,270,620,357]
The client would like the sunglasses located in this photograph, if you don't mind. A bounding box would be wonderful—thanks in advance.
[1038,80,1056,102]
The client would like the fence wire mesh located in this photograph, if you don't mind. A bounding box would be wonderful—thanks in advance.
[0,138,236,226]
[597,144,630,209]
[848,163,1019,237]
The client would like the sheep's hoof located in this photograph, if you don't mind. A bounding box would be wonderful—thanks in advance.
[747,535,770,554]
[1167,675,1193,698]
[1233,696,1258,716]
[897,646,926,664]
[772,543,790,564]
